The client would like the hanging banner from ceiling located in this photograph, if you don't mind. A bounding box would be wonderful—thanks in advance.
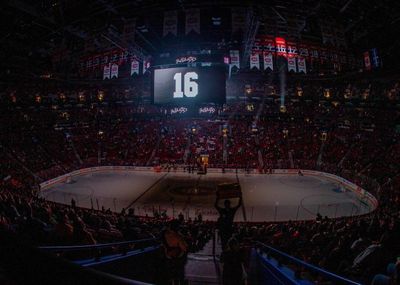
[230,50,240,69]
[364,51,371,71]
[250,53,260,69]
[103,64,111,80]
[163,11,178,36]
[231,8,246,34]
[111,63,119,78]
[122,19,136,44]
[130,59,139,75]
[297,57,306,73]
[185,9,200,34]
[287,56,297,72]
[263,52,273,71]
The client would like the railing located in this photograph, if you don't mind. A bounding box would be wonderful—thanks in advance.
[39,238,160,267]
[0,228,156,285]
[254,242,362,285]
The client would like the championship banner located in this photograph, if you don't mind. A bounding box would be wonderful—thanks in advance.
[250,53,260,69]
[122,19,136,44]
[103,64,111,80]
[230,50,240,69]
[364,51,371,70]
[130,59,139,75]
[185,9,200,34]
[321,24,334,45]
[263,52,273,70]
[224,56,230,64]
[111,63,119,78]
[231,8,246,34]
[163,11,178,37]
[287,56,297,72]
[297,57,306,73]
[251,35,353,69]
[143,60,150,74]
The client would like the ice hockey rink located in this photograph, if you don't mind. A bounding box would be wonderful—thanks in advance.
[39,169,377,222]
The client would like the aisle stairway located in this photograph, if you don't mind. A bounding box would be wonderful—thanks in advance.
[185,232,222,284]
[222,136,228,164]
[183,136,192,164]
[146,135,161,166]
[316,141,326,169]
[65,135,83,165]
[255,134,264,168]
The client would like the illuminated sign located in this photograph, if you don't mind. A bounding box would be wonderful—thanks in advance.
[199,107,216,114]
[153,66,226,104]
[170,107,188,114]
[176,56,197,64]
[275,37,287,56]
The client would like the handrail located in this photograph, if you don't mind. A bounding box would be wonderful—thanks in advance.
[0,228,155,285]
[75,245,161,267]
[39,238,158,252]
[256,241,362,285]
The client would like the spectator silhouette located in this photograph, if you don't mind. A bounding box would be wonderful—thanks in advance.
[160,219,188,285]
[221,237,246,285]
[215,192,242,250]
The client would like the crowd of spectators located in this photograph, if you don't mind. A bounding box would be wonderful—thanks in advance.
[0,74,399,284]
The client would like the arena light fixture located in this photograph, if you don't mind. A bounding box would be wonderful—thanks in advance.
[98,91,105,102]
[10,94,17,103]
[324,89,331,99]
[283,128,289,138]
[321,131,327,141]
[78,92,86,102]
[296,87,303,97]
[59,93,66,102]
[35,95,42,103]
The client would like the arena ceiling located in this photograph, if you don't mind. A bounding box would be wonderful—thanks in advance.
[1,0,400,80]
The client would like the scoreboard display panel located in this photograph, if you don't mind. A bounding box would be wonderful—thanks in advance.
[152,66,226,104]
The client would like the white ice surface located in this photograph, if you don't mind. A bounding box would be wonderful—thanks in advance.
[40,171,372,222]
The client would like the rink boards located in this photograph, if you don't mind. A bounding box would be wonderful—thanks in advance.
[39,167,378,222]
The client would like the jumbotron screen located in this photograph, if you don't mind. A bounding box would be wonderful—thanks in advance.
[152,66,226,104]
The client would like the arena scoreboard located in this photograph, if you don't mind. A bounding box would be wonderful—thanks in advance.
[152,66,226,104]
